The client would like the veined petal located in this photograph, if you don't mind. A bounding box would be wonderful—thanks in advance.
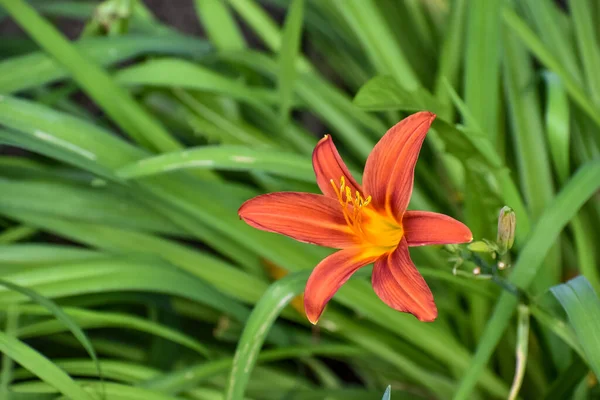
[304,247,379,324]
[371,239,437,322]
[363,112,436,220]
[238,192,356,248]
[403,211,473,246]
[313,135,361,198]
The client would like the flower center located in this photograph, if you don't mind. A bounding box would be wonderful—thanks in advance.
[330,177,403,250]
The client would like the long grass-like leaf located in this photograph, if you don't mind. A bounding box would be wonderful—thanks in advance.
[0,0,183,153]
[0,280,102,385]
[116,145,317,182]
[570,0,600,105]
[551,276,600,379]
[194,0,246,50]
[463,0,503,143]
[0,35,210,94]
[504,7,600,129]
[278,0,304,127]
[0,331,94,400]
[225,270,310,400]
[15,305,210,358]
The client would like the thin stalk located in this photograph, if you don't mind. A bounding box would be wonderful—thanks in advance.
[508,305,530,400]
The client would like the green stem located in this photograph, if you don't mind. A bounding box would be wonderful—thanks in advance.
[508,305,530,400]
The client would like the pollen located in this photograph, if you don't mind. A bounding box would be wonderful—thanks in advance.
[329,177,403,249]
[330,177,371,231]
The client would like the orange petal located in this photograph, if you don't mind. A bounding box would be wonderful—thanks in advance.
[403,211,473,246]
[313,135,362,198]
[363,112,436,219]
[371,239,437,322]
[238,192,356,248]
[304,247,379,324]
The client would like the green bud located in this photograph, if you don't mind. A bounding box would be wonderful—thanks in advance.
[497,206,516,254]
[468,241,491,253]
[444,244,459,253]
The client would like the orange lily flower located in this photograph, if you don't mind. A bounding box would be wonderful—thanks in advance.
[239,112,472,324]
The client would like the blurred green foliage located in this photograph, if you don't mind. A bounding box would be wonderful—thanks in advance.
[0,0,599,399]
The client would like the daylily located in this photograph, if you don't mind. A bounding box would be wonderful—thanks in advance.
[239,112,472,324]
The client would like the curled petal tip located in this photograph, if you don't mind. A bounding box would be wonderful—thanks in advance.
[403,211,473,247]
[408,111,436,123]
[303,248,378,326]
[418,110,436,121]
[312,134,361,198]
[372,240,438,322]
[416,306,438,322]
[237,201,249,219]
[304,298,323,325]
[459,226,474,244]
[362,111,436,216]
[315,134,331,147]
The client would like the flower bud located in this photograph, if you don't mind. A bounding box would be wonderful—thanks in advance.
[497,206,516,254]
[444,244,459,253]
[468,241,491,253]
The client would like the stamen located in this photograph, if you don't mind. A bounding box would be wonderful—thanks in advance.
[329,176,372,238]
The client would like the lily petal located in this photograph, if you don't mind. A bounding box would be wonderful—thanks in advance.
[304,247,379,324]
[403,211,473,246]
[313,135,362,198]
[371,239,437,322]
[239,192,356,248]
[363,112,436,219]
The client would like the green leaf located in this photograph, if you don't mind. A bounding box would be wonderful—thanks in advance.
[0,179,185,236]
[0,225,36,244]
[0,252,252,325]
[15,305,210,358]
[570,0,600,105]
[0,280,102,385]
[0,0,183,153]
[115,59,281,107]
[220,10,378,160]
[381,385,391,400]
[194,0,246,50]
[278,0,304,127]
[503,7,600,129]
[503,25,555,220]
[551,276,600,379]
[27,380,193,400]
[0,244,105,266]
[463,0,503,142]
[542,356,588,400]
[116,145,316,183]
[544,72,571,184]
[520,0,580,81]
[141,344,362,394]
[224,271,310,400]
[0,35,210,94]
[0,331,94,400]
[353,75,444,113]
[330,0,420,90]
[434,0,467,120]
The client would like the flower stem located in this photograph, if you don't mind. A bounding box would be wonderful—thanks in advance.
[508,304,530,400]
